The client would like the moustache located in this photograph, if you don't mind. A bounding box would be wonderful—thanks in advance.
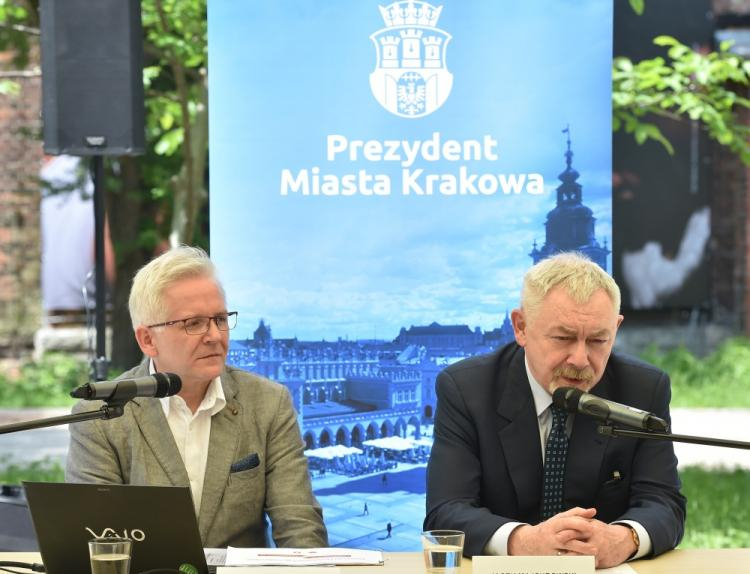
[553,365,595,382]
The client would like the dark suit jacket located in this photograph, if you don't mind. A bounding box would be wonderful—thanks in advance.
[424,343,686,557]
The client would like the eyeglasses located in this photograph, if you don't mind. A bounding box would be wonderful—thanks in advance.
[147,311,238,335]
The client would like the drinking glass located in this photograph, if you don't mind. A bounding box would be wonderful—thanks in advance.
[88,537,132,574]
[421,529,464,572]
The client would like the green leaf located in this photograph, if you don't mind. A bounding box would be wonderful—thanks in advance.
[143,65,161,88]
[687,106,703,120]
[154,127,185,156]
[717,131,733,145]
[614,57,633,72]
[633,122,675,155]
[719,40,734,53]
[667,44,689,60]
[0,79,20,96]
[653,35,679,47]
[628,0,644,15]
[159,112,175,131]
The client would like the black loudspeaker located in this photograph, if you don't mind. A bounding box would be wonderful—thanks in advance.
[39,0,145,155]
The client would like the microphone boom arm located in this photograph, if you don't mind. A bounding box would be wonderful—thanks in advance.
[0,403,125,436]
[598,425,750,450]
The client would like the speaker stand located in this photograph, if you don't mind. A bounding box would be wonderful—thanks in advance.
[91,155,109,381]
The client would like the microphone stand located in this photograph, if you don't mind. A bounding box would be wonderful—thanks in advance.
[0,402,126,435]
[598,425,750,450]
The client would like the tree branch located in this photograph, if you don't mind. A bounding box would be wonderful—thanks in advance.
[0,69,40,78]
[0,22,40,36]
[153,0,198,244]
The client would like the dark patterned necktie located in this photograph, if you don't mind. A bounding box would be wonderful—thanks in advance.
[541,405,568,520]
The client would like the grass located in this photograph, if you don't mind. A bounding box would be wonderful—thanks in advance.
[640,338,750,407]
[0,456,64,484]
[678,466,750,549]
[0,353,86,407]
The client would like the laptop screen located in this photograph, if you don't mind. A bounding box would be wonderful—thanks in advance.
[23,482,208,574]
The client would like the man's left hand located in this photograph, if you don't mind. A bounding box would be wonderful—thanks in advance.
[574,521,636,569]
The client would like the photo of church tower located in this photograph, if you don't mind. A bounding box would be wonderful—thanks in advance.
[530,127,610,270]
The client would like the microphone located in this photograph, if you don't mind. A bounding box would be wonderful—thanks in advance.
[552,387,669,432]
[70,373,182,402]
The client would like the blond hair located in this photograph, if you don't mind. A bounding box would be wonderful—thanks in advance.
[521,252,620,319]
[128,245,224,329]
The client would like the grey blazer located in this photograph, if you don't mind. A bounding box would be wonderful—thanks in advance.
[65,363,328,549]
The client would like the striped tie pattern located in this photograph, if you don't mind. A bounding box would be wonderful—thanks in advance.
[541,405,568,520]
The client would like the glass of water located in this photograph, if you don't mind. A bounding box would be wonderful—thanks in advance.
[88,537,132,574]
[421,529,464,572]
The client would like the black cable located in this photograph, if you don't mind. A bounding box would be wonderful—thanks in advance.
[0,561,45,572]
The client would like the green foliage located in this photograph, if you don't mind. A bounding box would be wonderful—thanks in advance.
[613,36,750,164]
[640,338,750,407]
[0,0,35,69]
[628,0,644,16]
[0,353,87,407]
[0,79,20,95]
[141,0,207,160]
[679,466,750,548]
[0,455,64,484]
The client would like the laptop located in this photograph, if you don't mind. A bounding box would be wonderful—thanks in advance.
[23,482,209,574]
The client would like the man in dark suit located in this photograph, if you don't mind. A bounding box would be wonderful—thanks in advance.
[425,253,685,568]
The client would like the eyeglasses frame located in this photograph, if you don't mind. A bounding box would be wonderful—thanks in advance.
[146,311,238,335]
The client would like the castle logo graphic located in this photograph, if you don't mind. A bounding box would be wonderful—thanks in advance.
[369,1,453,118]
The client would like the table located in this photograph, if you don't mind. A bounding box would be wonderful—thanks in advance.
[2,549,749,573]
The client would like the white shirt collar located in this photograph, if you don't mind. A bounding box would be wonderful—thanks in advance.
[149,359,226,417]
[524,354,553,417]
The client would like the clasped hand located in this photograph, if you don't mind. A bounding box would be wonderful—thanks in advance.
[507,507,636,568]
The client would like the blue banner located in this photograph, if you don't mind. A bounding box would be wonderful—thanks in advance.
[209,0,612,550]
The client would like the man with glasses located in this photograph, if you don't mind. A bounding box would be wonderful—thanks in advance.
[66,246,328,549]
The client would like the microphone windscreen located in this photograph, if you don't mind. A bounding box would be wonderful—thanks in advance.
[552,387,582,412]
[152,372,182,398]
[164,373,182,396]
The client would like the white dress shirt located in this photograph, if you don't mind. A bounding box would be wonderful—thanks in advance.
[151,361,226,515]
[484,357,651,558]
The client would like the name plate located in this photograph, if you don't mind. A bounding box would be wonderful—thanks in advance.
[473,555,595,574]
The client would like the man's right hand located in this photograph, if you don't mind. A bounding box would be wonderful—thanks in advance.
[507,507,598,557]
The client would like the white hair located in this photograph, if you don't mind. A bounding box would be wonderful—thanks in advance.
[128,245,224,329]
[521,252,621,319]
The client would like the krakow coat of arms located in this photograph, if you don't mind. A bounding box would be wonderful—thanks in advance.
[370,1,453,119]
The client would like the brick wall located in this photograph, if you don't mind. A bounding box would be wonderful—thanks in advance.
[711,0,750,334]
[0,52,43,354]
[711,108,749,332]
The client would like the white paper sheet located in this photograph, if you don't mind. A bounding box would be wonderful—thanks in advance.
[218,568,340,574]
[225,547,384,567]
[596,564,637,574]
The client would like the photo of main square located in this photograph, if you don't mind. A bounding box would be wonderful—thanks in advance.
[312,460,429,550]
[228,318,518,550]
